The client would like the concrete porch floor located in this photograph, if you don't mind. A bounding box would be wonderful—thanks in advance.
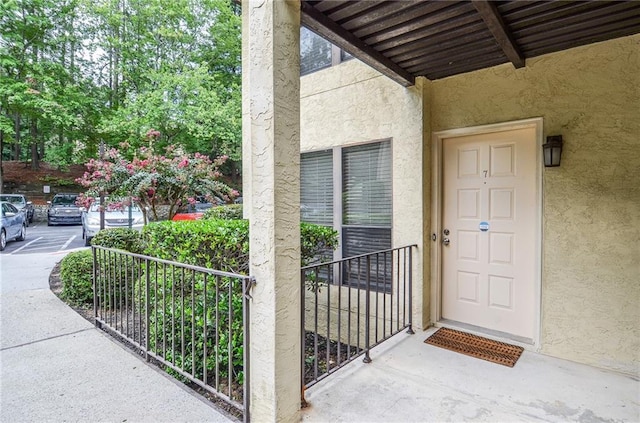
[301,327,639,422]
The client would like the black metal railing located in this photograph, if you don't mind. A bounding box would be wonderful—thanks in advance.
[92,246,254,422]
[301,245,416,392]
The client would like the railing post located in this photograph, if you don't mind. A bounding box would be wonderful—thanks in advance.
[243,276,255,423]
[406,246,415,335]
[93,247,98,327]
[363,255,372,363]
[300,269,307,407]
[145,258,150,362]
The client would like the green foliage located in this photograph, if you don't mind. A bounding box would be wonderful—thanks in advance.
[84,216,337,394]
[91,228,145,253]
[1,0,241,166]
[60,249,94,306]
[139,218,337,388]
[143,219,249,274]
[76,143,237,221]
[91,228,144,309]
[142,270,245,387]
[38,175,76,186]
[202,204,243,220]
[142,218,338,272]
[300,223,339,266]
[0,0,108,165]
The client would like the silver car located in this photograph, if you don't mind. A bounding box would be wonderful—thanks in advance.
[0,194,35,225]
[81,201,145,246]
[1,201,27,251]
[48,193,82,226]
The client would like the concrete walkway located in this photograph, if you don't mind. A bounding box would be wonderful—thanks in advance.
[301,327,640,422]
[0,251,234,423]
[3,250,638,423]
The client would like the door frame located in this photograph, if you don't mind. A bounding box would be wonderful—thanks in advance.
[431,118,543,348]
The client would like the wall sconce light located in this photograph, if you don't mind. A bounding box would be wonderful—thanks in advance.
[543,135,563,167]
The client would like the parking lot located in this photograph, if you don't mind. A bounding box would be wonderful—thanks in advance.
[0,223,86,255]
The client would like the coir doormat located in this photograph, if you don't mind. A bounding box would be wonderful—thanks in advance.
[424,327,524,367]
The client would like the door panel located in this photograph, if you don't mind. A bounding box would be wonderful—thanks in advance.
[442,127,537,339]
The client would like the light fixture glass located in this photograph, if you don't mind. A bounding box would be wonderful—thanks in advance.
[543,135,563,167]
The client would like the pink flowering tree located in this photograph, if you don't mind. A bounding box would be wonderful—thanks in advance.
[77,130,238,221]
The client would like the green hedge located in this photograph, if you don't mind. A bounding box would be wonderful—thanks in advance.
[91,228,145,253]
[143,219,249,274]
[202,204,243,220]
[60,249,94,306]
[89,216,338,389]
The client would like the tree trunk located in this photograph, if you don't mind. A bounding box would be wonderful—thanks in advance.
[13,112,21,160]
[0,130,4,193]
[30,118,39,170]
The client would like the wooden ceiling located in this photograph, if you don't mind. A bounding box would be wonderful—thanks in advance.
[300,0,640,86]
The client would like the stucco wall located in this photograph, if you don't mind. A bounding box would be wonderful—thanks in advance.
[301,60,430,329]
[429,35,640,375]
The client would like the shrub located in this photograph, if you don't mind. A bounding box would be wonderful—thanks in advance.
[143,219,249,274]
[144,271,245,386]
[142,218,338,271]
[91,228,145,309]
[300,222,339,266]
[139,218,338,387]
[91,228,145,253]
[202,204,243,220]
[60,249,94,306]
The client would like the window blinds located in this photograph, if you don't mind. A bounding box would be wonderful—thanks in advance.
[342,141,392,227]
[301,150,333,226]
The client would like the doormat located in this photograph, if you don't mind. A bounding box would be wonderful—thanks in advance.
[424,327,524,367]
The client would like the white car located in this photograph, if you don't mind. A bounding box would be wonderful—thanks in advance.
[81,201,145,246]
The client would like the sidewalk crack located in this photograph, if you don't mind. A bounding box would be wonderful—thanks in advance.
[1,327,95,351]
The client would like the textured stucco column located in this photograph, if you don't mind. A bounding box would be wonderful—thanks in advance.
[242,1,301,422]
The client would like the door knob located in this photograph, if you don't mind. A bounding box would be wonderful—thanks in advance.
[443,238,450,246]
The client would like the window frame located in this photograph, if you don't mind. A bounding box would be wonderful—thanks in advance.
[300,139,393,292]
[300,26,353,76]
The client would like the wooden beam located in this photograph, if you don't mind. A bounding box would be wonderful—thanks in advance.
[301,2,415,87]
[472,0,525,68]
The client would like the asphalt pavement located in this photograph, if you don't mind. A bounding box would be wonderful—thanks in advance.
[0,224,234,422]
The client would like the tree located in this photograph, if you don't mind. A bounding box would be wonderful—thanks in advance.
[1,0,242,173]
[90,0,241,161]
[76,129,237,221]
[0,0,109,169]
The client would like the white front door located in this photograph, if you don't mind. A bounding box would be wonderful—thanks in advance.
[441,127,537,340]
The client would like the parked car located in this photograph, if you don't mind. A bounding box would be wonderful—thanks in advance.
[1,201,26,251]
[82,200,145,246]
[47,193,82,226]
[172,212,205,221]
[185,195,223,213]
[0,194,34,225]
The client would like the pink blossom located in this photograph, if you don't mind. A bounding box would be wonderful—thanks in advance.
[146,129,161,139]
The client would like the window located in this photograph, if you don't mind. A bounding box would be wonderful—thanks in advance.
[301,150,333,226]
[301,141,392,291]
[301,27,332,75]
[300,27,353,76]
[342,142,392,291]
